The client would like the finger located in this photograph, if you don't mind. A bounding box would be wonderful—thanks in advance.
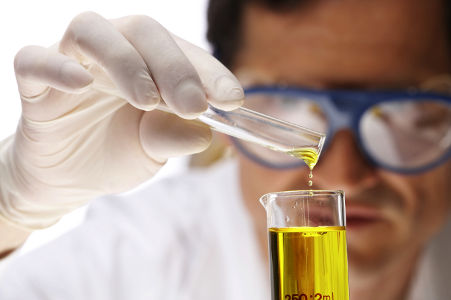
[112,15,208,119]
[139,110,212,161]
[14,45,94,100]
[173,35,244,111]
[59,11,159,111]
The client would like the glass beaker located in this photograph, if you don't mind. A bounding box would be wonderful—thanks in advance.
[260,190,349,300]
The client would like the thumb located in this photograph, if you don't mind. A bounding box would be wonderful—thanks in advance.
[139,110,212,162]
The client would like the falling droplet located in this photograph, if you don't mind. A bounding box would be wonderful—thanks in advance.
[308,170,313,188]
[285,216,290,223]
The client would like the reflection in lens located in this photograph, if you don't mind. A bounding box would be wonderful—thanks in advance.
[241,93,328,167]
[243,93,328,133]
[360,100,451,170]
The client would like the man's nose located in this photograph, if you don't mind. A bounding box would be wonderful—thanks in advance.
[313,129,379,192]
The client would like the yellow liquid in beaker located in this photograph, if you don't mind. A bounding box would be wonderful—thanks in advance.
[269,227,349,300]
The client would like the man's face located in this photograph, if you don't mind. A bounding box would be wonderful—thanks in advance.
[232,0,451,272]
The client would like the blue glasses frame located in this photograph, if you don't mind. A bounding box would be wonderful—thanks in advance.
[231,85,451,174]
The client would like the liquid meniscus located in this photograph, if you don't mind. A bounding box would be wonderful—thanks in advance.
[269,227,349,300]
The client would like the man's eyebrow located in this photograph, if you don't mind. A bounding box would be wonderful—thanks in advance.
[319,79,419,91]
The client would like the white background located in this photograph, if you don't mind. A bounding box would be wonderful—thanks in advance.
[0,0,209,253]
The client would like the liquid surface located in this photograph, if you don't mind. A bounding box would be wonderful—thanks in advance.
[269,227,349,300]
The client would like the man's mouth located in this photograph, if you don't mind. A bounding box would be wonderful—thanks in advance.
[346,205,384,230]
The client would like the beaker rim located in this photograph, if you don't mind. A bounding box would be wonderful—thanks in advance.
[259,189,344,207]
[264,189,343,197]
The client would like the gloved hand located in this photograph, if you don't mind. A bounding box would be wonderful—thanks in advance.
[0,12,244,230]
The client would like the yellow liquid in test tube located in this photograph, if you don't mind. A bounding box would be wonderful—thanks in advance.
[287,148,319,170]
[287,147,318,187]
[269,227,349,300]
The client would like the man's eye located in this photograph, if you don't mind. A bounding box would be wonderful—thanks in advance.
[413,102,451,128]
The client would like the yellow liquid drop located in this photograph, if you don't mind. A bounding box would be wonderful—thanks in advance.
[286,148,318,188]
[308,170,313,187]
[269,227,349,300]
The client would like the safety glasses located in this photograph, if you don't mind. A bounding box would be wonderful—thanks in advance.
[232,86,451,173]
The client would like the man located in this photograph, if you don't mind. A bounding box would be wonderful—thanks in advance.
[0,0,450,299]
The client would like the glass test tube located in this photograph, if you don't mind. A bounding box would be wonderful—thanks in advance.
[160,104,326,163]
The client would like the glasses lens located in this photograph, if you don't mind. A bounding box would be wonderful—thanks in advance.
[238,92,328,167]
[360,99,451,170]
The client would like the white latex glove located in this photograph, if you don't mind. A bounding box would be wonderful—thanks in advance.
[0,12,244,230]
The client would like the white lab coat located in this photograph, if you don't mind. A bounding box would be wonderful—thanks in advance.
[0,160,449,299]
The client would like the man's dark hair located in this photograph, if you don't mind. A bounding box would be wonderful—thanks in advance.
[207,0,451,69]
[207,0,301,68]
